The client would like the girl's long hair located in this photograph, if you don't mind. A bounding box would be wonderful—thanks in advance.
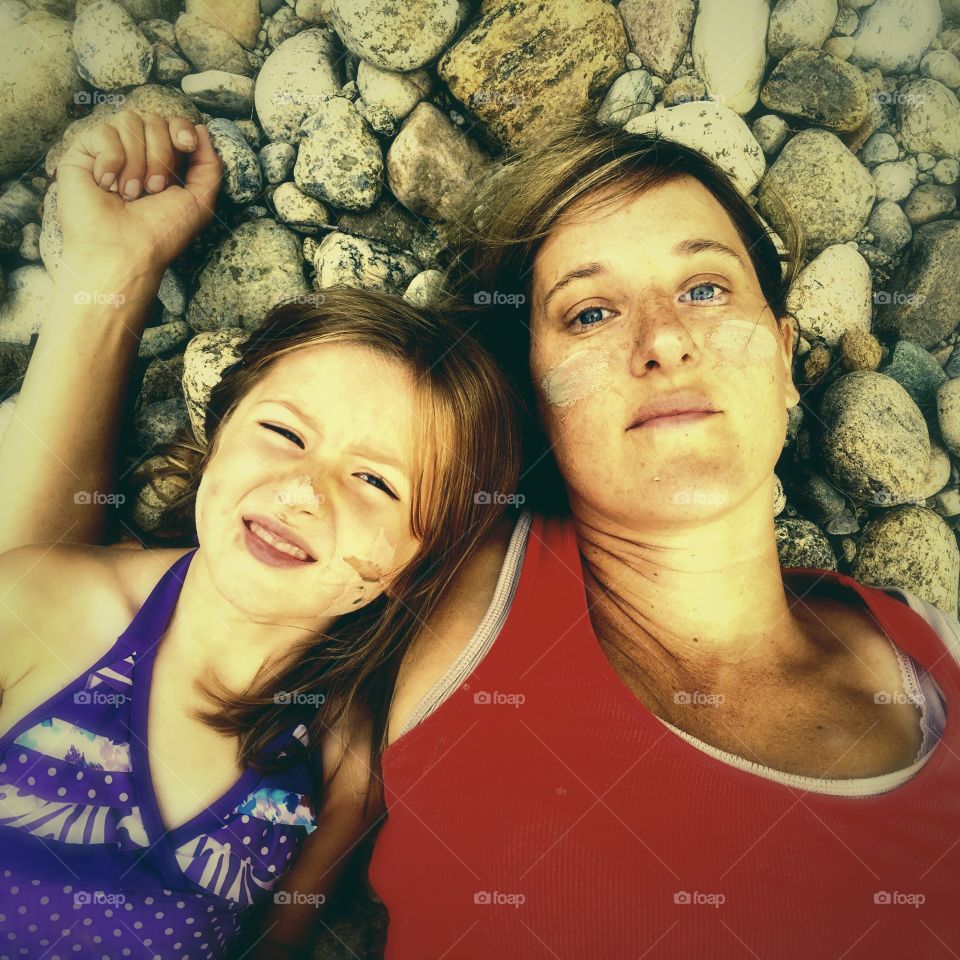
[131,285,523,809]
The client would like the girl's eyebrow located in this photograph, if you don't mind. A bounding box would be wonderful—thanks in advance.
[256,398,319,431]
[541,238,746,311]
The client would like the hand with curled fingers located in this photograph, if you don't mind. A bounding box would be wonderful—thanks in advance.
[54,109,224,280]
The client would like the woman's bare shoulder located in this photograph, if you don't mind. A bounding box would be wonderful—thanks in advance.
[387,511,518,743]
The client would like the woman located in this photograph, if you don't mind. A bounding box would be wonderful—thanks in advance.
[4,114,959,959]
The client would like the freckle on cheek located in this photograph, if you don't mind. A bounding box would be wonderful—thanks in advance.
[705,319,779,366]
[539,349,614,408]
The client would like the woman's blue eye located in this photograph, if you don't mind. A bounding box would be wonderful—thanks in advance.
[354,472,399,501]
[686,283,722,302]
[261,422,304,448]
[571,307,608,328]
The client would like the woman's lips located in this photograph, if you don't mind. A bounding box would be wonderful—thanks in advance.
[243,518,315,567]
[634,411,717,430]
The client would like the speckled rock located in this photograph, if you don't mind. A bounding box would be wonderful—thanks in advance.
[181,70,255,115]
[386,102,490,221]
[937,377,960,457]
[918,441,952,500]
[898,79,960,158]
[785,243,872,345]
[271,182,329,233]
[73,0,153,91]
[751,114,790,155]
[618,0,694,78]
[186,218,309,331]
[403,269,446,308]
[867,200,912,255]
[874,221,960,348]
[859,131,899,165]
[767,0,837,58]
[254,28,340,142]
[775,518,838,570]
[437,0,627,151]
[848,0,942,74]
[625,100,766,195]
[760,49,869,132]
[0,265,53,344]
[839,328,883,371]
[818,371,930,505]
[691,0,769,114]
[0,14,85,178]
[312,231,420,296]
[851,506,959,614]
[186,0,260,50]
[902,184,957,226]
[175,12,255,76]
[139,318,191,360]
[293,96,383,211]
[597,70,656,127]
[881,339,948,411]
[328,0,466,71]
[182,328,248,440]
[207,117,262,204]
[134,397,188,450]
[759,129,875,255]
[258,141,296,184]
[356,61,431,123]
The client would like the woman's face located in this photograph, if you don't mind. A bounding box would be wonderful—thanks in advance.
[194,342,427,624]
[529,175,800,530]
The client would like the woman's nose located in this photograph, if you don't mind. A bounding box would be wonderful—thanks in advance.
[629,307,700,376]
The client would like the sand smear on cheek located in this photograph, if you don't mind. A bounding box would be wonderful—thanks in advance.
[342,526,400,604]
[706,318,780,366]
[540,349,615,408]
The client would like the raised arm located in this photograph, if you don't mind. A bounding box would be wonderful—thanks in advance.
[0,110,222,553]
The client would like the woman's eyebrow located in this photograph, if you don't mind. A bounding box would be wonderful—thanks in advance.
[540,239,747,311]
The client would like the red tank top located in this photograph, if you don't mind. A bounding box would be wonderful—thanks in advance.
[368,512,960,959]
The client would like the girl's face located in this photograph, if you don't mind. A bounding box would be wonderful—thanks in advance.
[194,342,428,624]
[529,175,800,529]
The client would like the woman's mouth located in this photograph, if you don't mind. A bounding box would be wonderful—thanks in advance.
[243,518,315,567]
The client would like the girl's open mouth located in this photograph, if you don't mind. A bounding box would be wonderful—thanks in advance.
[243,518,316,567]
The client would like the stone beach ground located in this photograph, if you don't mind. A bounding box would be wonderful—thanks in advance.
[1,0,960,952]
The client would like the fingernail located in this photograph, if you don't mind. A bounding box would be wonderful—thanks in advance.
[177,130,197,149]
[146,174,166,193]
[123,178,140,199]
[100,171,116,189]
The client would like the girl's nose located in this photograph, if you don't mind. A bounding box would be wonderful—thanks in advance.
[275,473,324,512]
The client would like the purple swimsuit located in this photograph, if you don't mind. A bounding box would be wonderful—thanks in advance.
[0,548,318,959]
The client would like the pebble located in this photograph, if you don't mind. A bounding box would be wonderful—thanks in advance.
[881,339,948,411]
[253,28,337,124]
[766,0,838,59]
[839,327,883,371]
[139,18,177,47]
[17,222,39,260]
[312,231,420,296]
[898,79,960,158]
[774,518,838,571]
[597,70,656,127]
[356,61,431,123]
[271,181,329,233]
[875,221,960,348]
[181,70,255,115]
[137,353,184,407]
[258,141,296,184]
[785,243,872,345]
[691,0,768,114]
[386,102,491,221]
[625,100,766,195]
[182,329,248,439]
[207,118,263,204]
[437,0,627,151]
[921,49,960,90]
[871,158,917,203]
[933,158,959,184]
[186,218,310,331]
[918,441,952,500]
[903,183,957,226]
[157,268,186,315]
[859,131,899,165]
[0,265,53,345]
[938,378,960,457]
[866,199,912,255]
[328,0,465,71]
[293,96,384,211]
[403,269,447,309]
[618,0,694,78]
[155,43,192,84]
[759,129,875,255]
[661,76,707,107]
[174,12,255,76]
[134,397,189,451]
[818,371,929,505]
[139,318,191,360]
[759,49,870,132]
[73,0,153,91]
[751,114,790,155]
[823,36,854,60]
[852,506,959,614]
[0,14,85,178]
[186,0,261,50]
[849,0,942,73]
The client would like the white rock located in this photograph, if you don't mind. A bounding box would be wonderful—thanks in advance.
[871,158,918,202]
[73,0,153,91]
[751,114,790,154]
[181,70,255,115]
[0,1,27,33]
[624,100,766,194]
[785,243,872,345]
[898,79,960,158]
[934,158,959,185]
[859,131,899,165]
[597,70,655,127]
[356,61,431,122]
[254,28,341,143]
[692,0,769,114]
[271,182,329,233]
[849,0,941,73]
[0,265,53,344]
[313,232,420,295]
[182,329,248,440]
[404,269,446,308]
[921,50,960,90]
[767,0,838,59]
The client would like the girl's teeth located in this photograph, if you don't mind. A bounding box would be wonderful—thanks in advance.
[250,521,310,560]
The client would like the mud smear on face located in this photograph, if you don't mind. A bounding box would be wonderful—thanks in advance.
[706,318,779,366]
[540,348,614,409]
[342,525,399,605]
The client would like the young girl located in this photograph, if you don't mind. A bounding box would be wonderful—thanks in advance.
[0,115,521,960]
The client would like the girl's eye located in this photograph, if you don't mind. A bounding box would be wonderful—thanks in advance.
[683,282,725,303]
[354,472,399,501]
[260,422,304,448]
[567,306,613,330]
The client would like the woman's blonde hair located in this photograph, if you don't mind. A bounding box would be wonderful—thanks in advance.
[444,114,802,514]
[132,285,522,807]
